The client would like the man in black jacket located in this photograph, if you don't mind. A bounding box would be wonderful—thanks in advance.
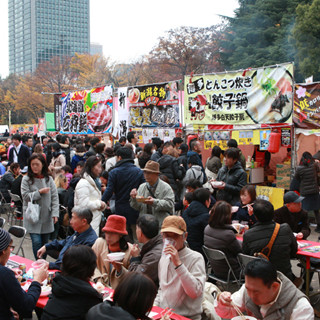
[8,133,31,169]
[274,191,310,240]
[243,199,299,284]
[215,148,247,205]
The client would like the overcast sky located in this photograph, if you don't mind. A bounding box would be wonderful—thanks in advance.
[0,0,238,79]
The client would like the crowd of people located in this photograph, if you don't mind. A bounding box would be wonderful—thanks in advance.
[0,131,319,319]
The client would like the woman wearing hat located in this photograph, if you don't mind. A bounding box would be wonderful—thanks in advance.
[91,214,132,289]
[0,229,48,319]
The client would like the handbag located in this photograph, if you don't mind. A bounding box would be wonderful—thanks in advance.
[254,223,280,260]
[25,192,40,224]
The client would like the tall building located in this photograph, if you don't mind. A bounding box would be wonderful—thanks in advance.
[90,42,103,56]
[9,0,90,75]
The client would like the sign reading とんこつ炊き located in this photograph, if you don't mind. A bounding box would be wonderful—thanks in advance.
[184,63,294,125]
[58,85,113,134]
[128,81,180,128]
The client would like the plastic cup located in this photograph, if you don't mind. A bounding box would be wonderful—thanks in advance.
[162,238,176,258]
[31,259,47,269]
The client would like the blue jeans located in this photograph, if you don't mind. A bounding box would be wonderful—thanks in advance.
[30,233,50,260]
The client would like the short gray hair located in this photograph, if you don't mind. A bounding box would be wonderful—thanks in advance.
[72,207,93,224]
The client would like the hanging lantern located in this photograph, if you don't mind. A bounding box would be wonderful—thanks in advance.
[267,130,281,153]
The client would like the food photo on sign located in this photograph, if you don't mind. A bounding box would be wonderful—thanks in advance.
[128,81,180,128]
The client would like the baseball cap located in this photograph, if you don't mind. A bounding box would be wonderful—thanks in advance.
[284,191,304,204]
[161,216,187,235]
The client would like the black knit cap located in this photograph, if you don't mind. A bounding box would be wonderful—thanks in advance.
[0,229,11,252]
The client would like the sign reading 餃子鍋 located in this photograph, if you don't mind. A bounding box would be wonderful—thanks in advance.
[184,63,293,125]
[59,85,113,134]
[294,83,320,129]
[128,81,180,128]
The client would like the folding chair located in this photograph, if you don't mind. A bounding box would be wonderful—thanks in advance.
[0,216,5,228]
[8,192,23,226]
[203,245,241,291]
[0,191,14,224]
[237,253,260,282]
[8,226,27,257]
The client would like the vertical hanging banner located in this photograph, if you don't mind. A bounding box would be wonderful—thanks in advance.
[294,83,320,129]
[38,118,45,132]
[59,85,113,134]
[54,94,62,132]
[128,81,180,128]
[281,128,291,147]
[118,87,129,138]
[184,63,294,125]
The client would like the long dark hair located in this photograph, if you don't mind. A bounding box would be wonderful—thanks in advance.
[27,153,51,184]
[300,151,314,166]
[81,155,102,179]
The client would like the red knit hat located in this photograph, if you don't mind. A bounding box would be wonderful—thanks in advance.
[102,215,128,235]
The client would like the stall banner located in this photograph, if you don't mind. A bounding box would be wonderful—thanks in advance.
[45,113,55,132]
[128,81,180,128]
[204,131,230,150]
[294,83,320,129]
[142,128,176,143]
[232,130,260,146]
[281,128,291,147]
[259,130,271,150]
[256,186,284,210]
[38,118,45,132]
[10,124,38,134]
[118,87,129,138]
[184,63,294,125]
[54,94,62,132]
[59,85,113,134]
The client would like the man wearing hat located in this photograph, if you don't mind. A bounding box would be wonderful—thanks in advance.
[154,216,206,320]
[274,191,310,240]
[0,229,48,319]
[130,160,175,226]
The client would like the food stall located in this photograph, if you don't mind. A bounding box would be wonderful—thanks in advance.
[183,63,295,209]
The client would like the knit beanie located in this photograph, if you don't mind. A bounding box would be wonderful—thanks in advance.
[0,229,11,252]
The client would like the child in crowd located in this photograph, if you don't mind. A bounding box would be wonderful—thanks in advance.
[61,165,72,188]
[183,192,193,211]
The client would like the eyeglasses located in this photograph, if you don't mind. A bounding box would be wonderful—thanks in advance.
[9,245,15,252]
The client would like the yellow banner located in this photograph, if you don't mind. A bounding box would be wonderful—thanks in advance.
[184,63,293,125]
[256,186,284,210]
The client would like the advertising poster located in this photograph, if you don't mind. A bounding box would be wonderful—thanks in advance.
[281,128,291,147]
[256,186,284,210]
[118,87,129,138]
[54,94,62,132]
[184,63,294,125]
[10,124,38,134]
[260,130,271,150]
[59,85,113,134]
[204,131,230,150]
[294,83,320,129]
[128,81,180,128]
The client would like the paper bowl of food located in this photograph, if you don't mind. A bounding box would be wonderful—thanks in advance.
[232,317,257,320]
[136,196,147,203]
[211,181,224,188]
[40,285,52,297]
[107,252,125,262]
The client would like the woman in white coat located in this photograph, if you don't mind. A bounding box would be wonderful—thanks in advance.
[74,155,106,235]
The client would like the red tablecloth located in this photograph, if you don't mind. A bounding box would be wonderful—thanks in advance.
[9,255,191,319]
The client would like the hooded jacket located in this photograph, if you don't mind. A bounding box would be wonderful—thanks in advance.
[71,152,86,173]
[182,200,209,256]
[216,161,247,205]
[294,163,319,196]
[42,274,102,320]
[86,301,135,320]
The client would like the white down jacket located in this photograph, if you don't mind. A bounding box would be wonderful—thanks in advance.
[74,172,103,235]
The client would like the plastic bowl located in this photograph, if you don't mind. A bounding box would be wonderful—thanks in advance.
[232,316,257,320]
[107,252,125,262]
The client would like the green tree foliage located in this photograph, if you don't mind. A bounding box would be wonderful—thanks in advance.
[292,0,320,81]
[220,0,311,81]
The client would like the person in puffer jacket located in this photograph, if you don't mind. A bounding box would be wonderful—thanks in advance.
[214,148,247,205]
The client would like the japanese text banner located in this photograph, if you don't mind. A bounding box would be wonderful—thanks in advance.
[60,85,113,134]
[128,81,180,128]
[294,83,320,129]
[184,63,293,125]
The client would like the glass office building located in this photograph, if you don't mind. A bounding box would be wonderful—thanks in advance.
[9,0,90,75]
